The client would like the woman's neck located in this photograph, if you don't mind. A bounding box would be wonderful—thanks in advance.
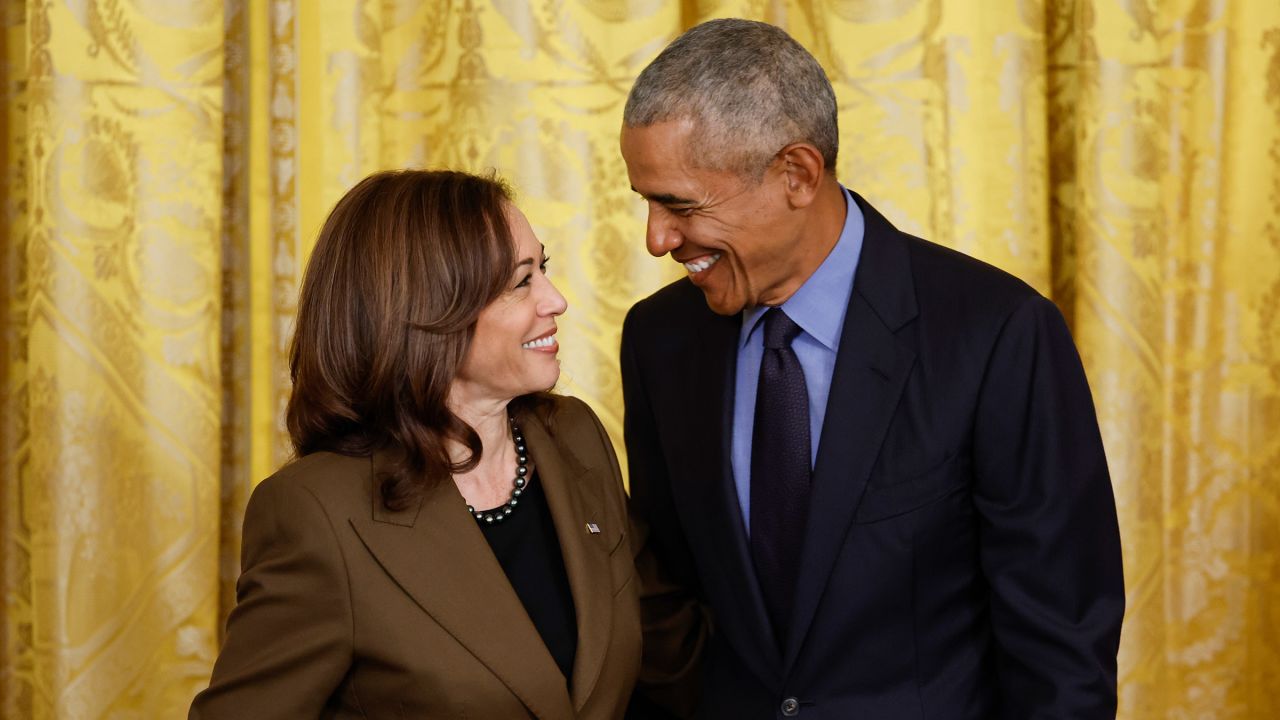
[447,397,519,509]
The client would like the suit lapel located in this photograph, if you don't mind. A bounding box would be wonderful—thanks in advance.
[515,406,614,713]
[783,194,919,670]
[348,452,573,720]
[673,307,783,684]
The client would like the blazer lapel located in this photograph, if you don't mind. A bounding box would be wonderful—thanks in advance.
[348,452,574,720]
[515,406,613,713]
[671,307,783,684]
[783,195,919,671]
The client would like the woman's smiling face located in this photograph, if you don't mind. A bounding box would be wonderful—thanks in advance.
[451,204,568,407]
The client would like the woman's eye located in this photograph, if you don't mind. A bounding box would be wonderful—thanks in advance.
[514,257,549,289]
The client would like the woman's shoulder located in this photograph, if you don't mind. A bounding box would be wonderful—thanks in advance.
[532,394,620,472]
[253,450,375,510]
[546,391,592,416]
[536,393,606,439]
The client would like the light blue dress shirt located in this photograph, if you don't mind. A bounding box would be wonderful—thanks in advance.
[731,187,865,533]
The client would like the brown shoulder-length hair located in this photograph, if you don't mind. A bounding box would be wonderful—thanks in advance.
[286,169,537,510]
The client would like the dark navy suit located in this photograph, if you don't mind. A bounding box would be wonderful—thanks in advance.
[622,192,1124,719]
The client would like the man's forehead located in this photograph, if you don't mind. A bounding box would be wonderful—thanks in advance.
[622,126,706,177]
[621,119,697,158]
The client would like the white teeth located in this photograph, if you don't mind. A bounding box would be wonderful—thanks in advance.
[683,253,721,273]
[522,335,556,349]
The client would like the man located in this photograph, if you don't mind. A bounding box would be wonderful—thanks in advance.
[620,18,1124,719]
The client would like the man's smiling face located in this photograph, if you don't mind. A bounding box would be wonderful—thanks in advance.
[620,119,803,315]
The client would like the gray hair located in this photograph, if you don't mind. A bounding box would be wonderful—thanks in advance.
[623,18,838,180]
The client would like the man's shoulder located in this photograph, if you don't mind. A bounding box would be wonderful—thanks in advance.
[854,192,1038,310]
[627,277,707,320]
[906,234,1034,294]
[882,232,1072,357]
[623,277,721,344]
[886,230,1044,324]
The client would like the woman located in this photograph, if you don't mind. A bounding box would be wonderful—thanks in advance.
[191,170,644,719]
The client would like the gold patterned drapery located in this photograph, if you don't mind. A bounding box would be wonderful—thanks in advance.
[2,1,1277,718]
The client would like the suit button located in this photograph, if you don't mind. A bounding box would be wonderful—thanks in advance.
[780,697,800,716]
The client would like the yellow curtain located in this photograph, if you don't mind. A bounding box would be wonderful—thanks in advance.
[1,1,1277,717]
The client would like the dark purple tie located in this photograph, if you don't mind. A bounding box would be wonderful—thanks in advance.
[750,308,811,648]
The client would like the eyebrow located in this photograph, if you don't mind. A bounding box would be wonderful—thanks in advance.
[515,244,548,267]
[630,186,697,206]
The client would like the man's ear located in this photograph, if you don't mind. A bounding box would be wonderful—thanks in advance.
[776,142,826,209]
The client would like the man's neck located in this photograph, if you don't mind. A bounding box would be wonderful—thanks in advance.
[765,180,848,307]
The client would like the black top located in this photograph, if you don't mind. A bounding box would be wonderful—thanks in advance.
[477,470,578,686]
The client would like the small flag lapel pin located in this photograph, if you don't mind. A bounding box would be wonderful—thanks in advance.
[586,522,601,534]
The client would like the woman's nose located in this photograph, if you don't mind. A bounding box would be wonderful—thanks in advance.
[540,276,568,316]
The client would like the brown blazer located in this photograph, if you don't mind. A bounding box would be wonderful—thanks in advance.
[191,396,642,719]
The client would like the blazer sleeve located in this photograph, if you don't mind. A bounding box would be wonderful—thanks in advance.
[620,308,710,719]
[189,474,354,719]
[972,294,1125,718]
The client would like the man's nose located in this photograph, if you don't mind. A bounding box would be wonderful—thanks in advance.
[646,206,683,257]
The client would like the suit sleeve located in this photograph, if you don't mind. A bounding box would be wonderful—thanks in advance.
[620,308,710,719]
[972,295,1125,718]
[189,476,353,719]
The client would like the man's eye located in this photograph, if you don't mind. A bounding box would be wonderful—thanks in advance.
[670,206,696,217]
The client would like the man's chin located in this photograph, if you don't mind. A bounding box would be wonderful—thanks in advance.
[699,290,746,316]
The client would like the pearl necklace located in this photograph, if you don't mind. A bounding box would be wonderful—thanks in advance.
[466,415,528,525]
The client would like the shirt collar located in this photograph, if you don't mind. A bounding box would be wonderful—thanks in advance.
[740,186,865,350]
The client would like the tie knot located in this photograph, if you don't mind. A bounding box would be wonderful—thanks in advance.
[762,308,802,349]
